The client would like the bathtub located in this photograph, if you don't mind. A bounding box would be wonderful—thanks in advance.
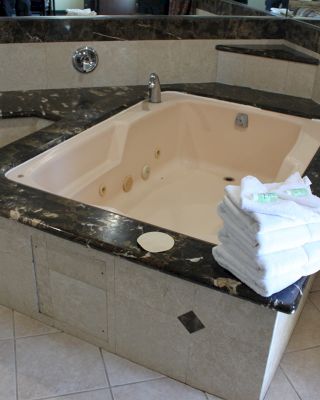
[6,91,320,243]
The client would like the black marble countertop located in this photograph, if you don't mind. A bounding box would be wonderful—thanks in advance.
[216,43,320,64]
[0,83,319,314]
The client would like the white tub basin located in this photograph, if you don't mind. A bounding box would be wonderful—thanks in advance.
[0,117,53,148]
[6,92,320,243]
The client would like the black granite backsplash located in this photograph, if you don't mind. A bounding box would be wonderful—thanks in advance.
[216,43,320,64]
[0,15,285,43]
[0,83,319,314]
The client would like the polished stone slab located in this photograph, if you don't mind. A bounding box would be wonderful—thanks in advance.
[216,44,320,64]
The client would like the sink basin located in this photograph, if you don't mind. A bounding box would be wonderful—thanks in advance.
[6,92,320,243]
[0,117,54,148]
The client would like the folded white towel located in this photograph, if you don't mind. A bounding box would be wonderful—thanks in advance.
[218,202,320,254]
[223,195,304,233]
[218,229,312,278]
[212,245,303,297]
[226,172,320,222]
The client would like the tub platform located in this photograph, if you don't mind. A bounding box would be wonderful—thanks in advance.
[0,84,319,400]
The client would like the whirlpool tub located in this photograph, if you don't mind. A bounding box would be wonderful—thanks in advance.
[6,91,320,243]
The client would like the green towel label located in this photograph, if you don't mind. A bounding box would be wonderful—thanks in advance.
[252,193,279,203]
[285,188,309,197]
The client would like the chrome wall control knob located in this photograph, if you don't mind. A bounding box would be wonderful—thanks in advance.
[72,46,98,73]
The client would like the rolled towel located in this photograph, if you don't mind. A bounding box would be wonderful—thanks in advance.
[226,172,320,222]
[218,202,320,254]
[212,245,303,297]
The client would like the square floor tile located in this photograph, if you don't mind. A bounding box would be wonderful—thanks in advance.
[309,291,320,312]
[48,389,113,399]
[0,339,16,400]
[14,311,59,338]
[281,346,320,400]
[102,351,163,386]
[264,368,300,400]
[286,300,320,352]
[16,332,108,400]
[112,377,207,400]
[0,306,13,340]
[311,272,320,292]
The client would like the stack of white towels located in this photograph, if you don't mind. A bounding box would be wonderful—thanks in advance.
[212,172,320,297]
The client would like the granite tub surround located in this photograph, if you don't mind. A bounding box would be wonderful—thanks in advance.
[0,83,320,315]
[0,16,285,44]
[0,216,312,400]
[216,43,320,64]
[0,84,319,399]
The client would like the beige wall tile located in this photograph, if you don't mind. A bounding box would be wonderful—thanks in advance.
[115,295,190,382]
[0,251,38,314]
[0,43,47,91]
[285,62,316,99]
[45,41,140,90]
[216,52,246,86]
[50,270,108,341]
[137,40,217,84]
[185,285,276,400]
[115,258,196,317]
[242,55,288,94]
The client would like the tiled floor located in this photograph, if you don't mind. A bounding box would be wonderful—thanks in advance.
[1,274,320,400]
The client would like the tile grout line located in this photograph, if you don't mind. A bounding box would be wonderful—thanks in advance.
[99,347,115,400]
[308,295,320,313]
[280,365,303,400]
[28,387,111,400]
[110,376,167,389]
[15,330,61,341]
[285,343,320,354]
[12,310,19,400]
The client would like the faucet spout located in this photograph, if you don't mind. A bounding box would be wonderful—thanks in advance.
[148,73,161,103]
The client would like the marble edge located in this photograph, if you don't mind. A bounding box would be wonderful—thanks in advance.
[215,44,320,64]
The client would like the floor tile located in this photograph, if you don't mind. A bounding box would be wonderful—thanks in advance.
[286,300,320,352]
[311,272,320,292]
[0,306,13,340]
[281,346,320,400]
[14,311,59,338]
[102,350,164,386]
[112,377,207,400]
[264,368,300,400]
[0,339,16,400]
[309,291,320,312]
[205,393,224,399]
[48,388,113,400]
[16,332,108,400]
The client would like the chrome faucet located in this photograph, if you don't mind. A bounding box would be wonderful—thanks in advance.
[148,73,161,103]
